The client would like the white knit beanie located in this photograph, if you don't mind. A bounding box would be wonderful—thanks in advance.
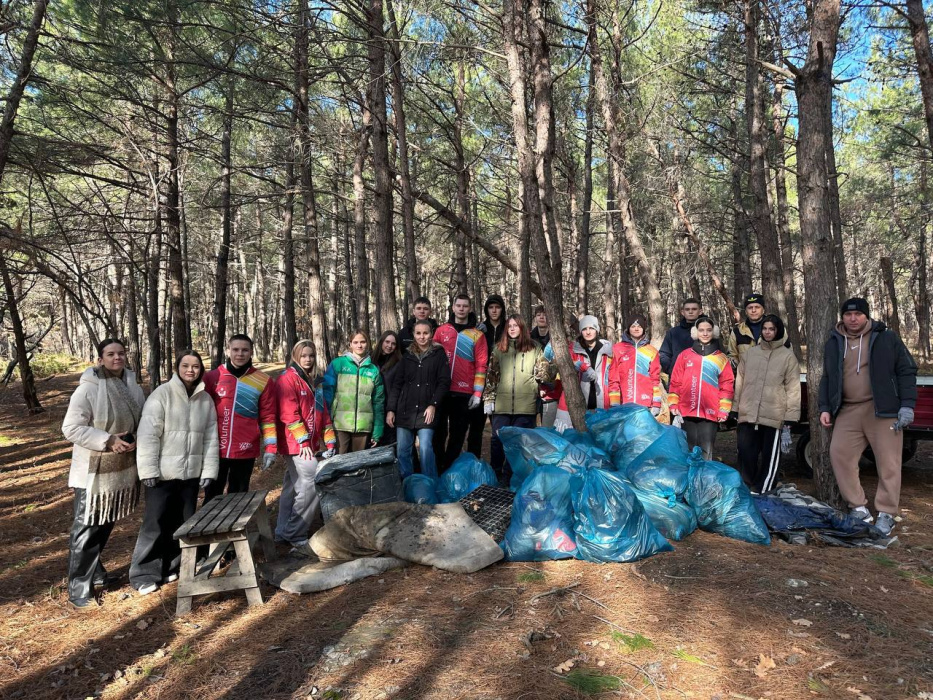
[579,315,600,332]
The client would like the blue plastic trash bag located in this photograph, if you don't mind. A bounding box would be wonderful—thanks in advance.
[570,467,673,562]
[403,474,438,504]
[632,488,697,541]
[501,466,578,561]
[622,426,690,499]
[685,458,770,545]
[437,453,497,503]
[562,429,613,467]
[585,404,654,454]
[500,427,572,490]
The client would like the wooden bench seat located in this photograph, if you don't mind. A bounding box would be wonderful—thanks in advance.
[172,490,276,616]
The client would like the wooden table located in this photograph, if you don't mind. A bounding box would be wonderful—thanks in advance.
[172,490,276,616]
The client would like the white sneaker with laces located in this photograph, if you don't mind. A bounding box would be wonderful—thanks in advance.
[850,506,874,523]
[137,582,159,596]
[875,512,896,536]
[163,573,179,584]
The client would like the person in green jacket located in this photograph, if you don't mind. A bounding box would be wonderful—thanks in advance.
[323,330,386,454]
[483,314,553,484]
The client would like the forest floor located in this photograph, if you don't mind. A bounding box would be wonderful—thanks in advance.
[1,368,933,700]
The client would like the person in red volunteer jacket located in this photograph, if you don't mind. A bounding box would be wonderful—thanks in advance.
[552,315,613,432]
[608,314,662,414]
[432,293,488,469]
[275,339,337,556]
[202,333,278,503]
[668,316,734,459]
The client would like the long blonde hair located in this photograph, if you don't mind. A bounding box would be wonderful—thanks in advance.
[290,339,322,380]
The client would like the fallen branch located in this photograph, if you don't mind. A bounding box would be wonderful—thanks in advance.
[529,582,580,604]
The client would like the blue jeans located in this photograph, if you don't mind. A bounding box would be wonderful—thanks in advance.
[397,427,437,479]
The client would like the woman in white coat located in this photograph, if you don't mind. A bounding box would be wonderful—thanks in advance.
[62,338,145,608]
[129,350,219,595]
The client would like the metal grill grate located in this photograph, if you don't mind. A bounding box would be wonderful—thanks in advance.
[459,485,514,543]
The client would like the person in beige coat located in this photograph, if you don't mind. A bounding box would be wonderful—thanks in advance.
[733,315,800,493]
[129,350,219,595]
[62,338,145,608]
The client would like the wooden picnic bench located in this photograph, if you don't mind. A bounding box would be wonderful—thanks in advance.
[172,490,276,616]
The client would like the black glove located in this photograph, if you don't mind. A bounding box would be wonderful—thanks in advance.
[141,478,158,488]
[199,477,214,489]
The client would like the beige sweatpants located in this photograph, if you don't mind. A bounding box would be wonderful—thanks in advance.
[829,401,903,514]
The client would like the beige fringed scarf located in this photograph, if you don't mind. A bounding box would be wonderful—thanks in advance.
[83,367,145,525]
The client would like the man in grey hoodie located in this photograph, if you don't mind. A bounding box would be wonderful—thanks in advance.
[818,297,917,535]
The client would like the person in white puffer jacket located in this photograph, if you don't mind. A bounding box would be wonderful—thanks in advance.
[129,350,219,595]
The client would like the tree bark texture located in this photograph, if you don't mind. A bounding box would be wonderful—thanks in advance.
[0,256,43,413]
[794,0,843,508]
[213,81,234,368]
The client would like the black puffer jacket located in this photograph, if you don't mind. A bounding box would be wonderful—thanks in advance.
[388,344,451,430]
[817,320,917,418]
[398,316,438,350]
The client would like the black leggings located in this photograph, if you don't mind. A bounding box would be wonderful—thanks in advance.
[682,417,718,460]
[736,423,781,493]
[203,457,255,504]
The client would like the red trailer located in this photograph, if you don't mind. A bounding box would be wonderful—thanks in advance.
[794,375,933,473]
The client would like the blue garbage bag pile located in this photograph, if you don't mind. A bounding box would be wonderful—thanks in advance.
[499,404,770,561]
[402,452,497,505]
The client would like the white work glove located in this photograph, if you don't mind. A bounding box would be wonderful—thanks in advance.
[580,367,597,383]
[780,425,792,454]
[672,414,684,429]
[484,402,495,415]
[262,453,277,471]
[321,448,336,459]
[892,407,914,432]
[141,478,158,488]
[650,406,661,417]
[199,477,214,489]
[468,395,481,410]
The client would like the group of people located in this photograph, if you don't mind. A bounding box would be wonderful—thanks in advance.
[62,290,917,609]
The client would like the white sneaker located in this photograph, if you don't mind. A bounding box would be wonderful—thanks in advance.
[163,573,179,584]
[137,582,159,596]
[850,506,874,523]
[875,512,896,536]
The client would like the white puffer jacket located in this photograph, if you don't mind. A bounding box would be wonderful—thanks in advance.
[137,374,220,481]
[62,367,146,488]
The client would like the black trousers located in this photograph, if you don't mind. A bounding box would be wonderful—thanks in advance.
[203,457,254,504]
[736,423,781,494]
[433,393,480,471]
[129,478,200,587]
[490,413,536,482]
[67,488,114,602]
[466,404,487,458]
[682,417,718,460]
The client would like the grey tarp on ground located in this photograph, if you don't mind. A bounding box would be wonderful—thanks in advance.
[310,502,504,573]
[260,555,408,594]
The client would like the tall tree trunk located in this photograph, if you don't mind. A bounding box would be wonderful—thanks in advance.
[576,62,596,316]
[794,0,843,507]
[352,104,371,336]
[281,130,299,351]
[0,0,48,186]
[745,0,786,315]
[503,0,587,430]
[603,160,619,331]
[770,65,803,355]
[366,0,398,334]
[906,0,933,158]
[386,0,419,303]
[0,257,42,412]
[915,162,931,358]
[295,0,329,361]
[729,97,752,306]
[585,0,666,345]
[146,150,162,384]
[214,80,234,368]
[826,110,847,305]
[879,257,901,335]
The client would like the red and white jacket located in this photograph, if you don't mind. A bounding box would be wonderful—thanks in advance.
[203,364,277,459]
[275,365,337,455]
[608,335,662,409]
[433,318,488,398]
[555,339,614,412]
[668,346,735,421]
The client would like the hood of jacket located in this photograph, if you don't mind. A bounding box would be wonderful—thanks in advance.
[758,331,790,352]
[692,340,721,356]
[170,372,207,397]
[446,309,479,330]
[80,366,139,386]
[572,338,612,362]
[832,319,885,364]
[483,294,506,321]
[618,332,650,349]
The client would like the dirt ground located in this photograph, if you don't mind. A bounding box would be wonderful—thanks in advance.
[1,369,932,700]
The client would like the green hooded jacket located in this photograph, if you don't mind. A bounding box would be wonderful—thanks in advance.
[322,353,385,440]
[482,341,552,415]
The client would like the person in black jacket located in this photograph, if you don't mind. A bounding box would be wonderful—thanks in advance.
[398,297,438,351]
[817,297,917,536]
[387,320,451,479]
[659,297,703,375]
[480,294,507,349]
[372,330,402,445]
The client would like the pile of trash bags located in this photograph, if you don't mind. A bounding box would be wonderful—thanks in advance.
[402,453,498,506]
[498,404,770,563]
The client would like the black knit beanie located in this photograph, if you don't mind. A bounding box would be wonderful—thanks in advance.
[744,293,765,309]
[840,297,870,317]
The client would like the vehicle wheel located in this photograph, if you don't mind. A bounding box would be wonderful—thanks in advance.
[795,430,814,478]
